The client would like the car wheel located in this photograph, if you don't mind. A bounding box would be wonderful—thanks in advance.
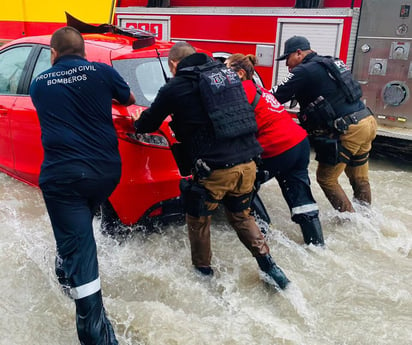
[100,199,124,237]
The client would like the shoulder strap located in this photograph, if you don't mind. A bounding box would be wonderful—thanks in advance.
[315,56,362,103]
[250,84,262,110]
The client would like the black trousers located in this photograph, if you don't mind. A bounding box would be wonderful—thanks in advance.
[41,176,119,297]
[262,137,319,222]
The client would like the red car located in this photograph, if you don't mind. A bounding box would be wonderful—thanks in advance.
[0,27,186,234]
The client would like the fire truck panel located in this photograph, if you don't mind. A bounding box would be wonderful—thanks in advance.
[352,0,412,137]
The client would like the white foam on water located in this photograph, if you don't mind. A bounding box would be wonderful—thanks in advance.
[1,158,412,345]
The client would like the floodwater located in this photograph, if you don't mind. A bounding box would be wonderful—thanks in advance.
[0,151,411,345]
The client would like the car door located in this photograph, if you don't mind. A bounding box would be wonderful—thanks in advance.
[0,45,33,175]
[11,46,51,185]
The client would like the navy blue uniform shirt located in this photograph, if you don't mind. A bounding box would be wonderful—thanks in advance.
[30,55,131,185]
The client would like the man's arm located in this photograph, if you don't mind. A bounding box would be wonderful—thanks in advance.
[124,91,136,106]
[271,67,308,104]
[134,107,165,133]
[113,91,136,106]
[134,84,173,134]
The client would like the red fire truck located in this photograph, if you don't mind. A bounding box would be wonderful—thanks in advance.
[1,0,411,151]
[116,0,412,147]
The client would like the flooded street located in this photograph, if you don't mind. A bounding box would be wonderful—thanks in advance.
[0,152,411,345]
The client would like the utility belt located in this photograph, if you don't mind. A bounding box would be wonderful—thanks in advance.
[301,95,373,135]
[171,139,256,179]
[180,158,258,217]
[333,107,372,134]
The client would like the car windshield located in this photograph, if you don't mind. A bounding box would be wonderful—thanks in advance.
[112,57,171,107]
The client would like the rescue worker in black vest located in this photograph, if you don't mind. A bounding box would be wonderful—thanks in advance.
[133,42,290,289]
[271,36,377,213]
[30,27,136,345]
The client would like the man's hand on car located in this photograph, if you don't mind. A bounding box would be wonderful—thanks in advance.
[131,107,144,122]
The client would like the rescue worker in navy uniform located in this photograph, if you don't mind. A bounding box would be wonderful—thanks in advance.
[133,42,290,289]
[272,36,377,213]
[30,26,135,345]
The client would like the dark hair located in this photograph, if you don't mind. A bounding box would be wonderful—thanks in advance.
[226,53,257,80]
[168,41,196,68]
[50,26,85,57]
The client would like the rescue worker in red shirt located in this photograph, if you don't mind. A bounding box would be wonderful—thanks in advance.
[225,53,324,246]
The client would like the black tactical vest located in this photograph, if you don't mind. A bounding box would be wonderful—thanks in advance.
[315,56,362,103]
[181,60,258,140]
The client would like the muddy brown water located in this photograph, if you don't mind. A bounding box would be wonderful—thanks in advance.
[0,152,411,345]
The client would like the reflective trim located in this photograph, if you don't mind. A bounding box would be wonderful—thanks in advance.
[71,277,101,300]
[291,203,319,217]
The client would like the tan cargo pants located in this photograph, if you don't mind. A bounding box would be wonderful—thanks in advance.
[316,115,378,212]
[186,161,270,268]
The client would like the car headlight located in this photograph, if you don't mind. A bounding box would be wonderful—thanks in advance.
[132,132,169,147]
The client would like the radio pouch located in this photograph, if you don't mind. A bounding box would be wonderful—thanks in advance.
[179,178,210,217]
[312,136,341,165]
[300,96,337,134]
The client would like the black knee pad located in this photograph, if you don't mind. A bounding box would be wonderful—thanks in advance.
[223,192,254,213]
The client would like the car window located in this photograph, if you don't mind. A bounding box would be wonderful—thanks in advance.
[0,46,32,94]
[112,57,171,107]
[30,47,51,85]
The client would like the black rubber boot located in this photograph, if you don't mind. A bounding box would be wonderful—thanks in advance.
[195,266,214,276]
[256,254,290,289]
[75,290,118,345]
[299,217,324,246]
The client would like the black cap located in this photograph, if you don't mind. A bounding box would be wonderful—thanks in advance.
[276,36,311,61]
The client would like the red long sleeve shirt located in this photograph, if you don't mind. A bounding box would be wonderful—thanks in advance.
[242,80,307,159]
